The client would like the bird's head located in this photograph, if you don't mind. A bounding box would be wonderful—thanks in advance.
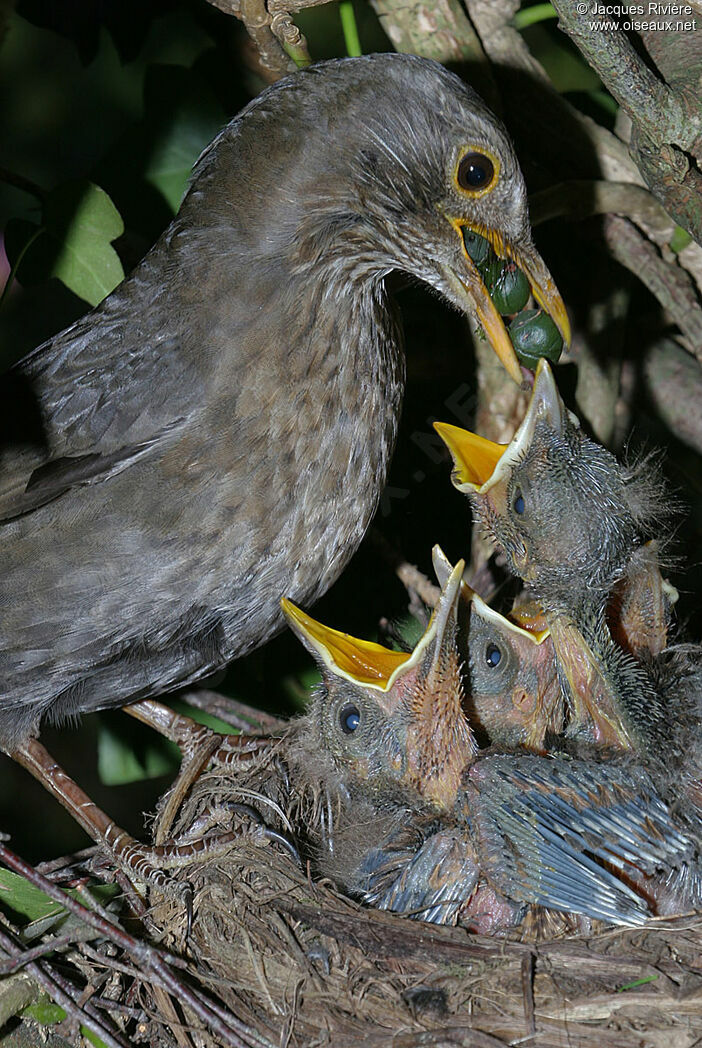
[432,545,562,750]
[190,53,568,384]
[281,557,475,809]
[434,359,663,606]
[341,55,570,383]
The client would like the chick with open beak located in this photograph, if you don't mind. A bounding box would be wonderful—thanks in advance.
[283,561,697,928]
[282,563,492,928]
[434,360,702,834]
[432,545,563,750]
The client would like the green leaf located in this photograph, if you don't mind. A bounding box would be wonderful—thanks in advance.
[0,869,66,924]
[22,999,67,1025]
[97,719,179,785]
[143,67,226,213]
[4,181,125,306]
[670,225,693,254]
[171,699,241,735]
[43,181,125,305]
[0,869,121,943]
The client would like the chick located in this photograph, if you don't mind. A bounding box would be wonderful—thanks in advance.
[432,544,563,750]
[434,360,702,830]
[283,561,698,927]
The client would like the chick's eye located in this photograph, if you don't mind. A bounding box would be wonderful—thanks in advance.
[340,704,360,734]
[513,490,525,515]
[457,152,496,193]
[485,643,502,668]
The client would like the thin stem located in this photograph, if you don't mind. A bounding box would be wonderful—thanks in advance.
[0,167,46,202]
[513,3,557,30]
[339,1,362,56]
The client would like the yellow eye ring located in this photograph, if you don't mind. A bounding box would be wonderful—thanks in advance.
[454,147,500,198]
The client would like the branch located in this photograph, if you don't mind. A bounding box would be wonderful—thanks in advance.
[530,180,673,240]
[644,337,702,454]
[550,2,692,147]
[549,0,702,242]
[368,0,486,65]
[604,215,702,359]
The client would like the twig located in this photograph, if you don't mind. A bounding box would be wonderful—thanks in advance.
[0,932,88,974]
[604,215,702,358]
[36,846,98,878]
[0,842,273,1048]
[204,0,313,77]
[0,167,46,202]
[549,0,695,150]
[0,924,127,1048]
[549,0,702,242]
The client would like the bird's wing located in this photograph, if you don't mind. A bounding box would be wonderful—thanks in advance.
[359,820,480,925]
[2,421,186,521]
[0,246,208,520]
[465,755,695,926]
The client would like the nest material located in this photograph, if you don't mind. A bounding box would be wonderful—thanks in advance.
[146,838,702,1048]
[130,740,702,1048]
[3,726,702,1048]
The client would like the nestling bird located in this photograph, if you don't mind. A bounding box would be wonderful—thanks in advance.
[283,561,698,927]
[432,544,563,749]
[284,560,497,929]
[0,54,570,753]
[431,541,676,750]
[434,359,702,830]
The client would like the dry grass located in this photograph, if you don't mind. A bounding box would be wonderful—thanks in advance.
[133,741,702,1048]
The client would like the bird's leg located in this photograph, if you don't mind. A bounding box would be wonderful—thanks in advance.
[10,738,280,938]
[124,697,225,756]
[124,699,224,842]
[122,698,277,842]
[124,697,274,764]
[11,738,186,917]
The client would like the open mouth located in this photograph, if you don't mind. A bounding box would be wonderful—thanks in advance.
[433,359,572,494]
[442,218,571,386]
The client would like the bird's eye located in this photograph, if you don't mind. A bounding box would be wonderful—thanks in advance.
[457,152,496,194]
[340,703,361,734]
[513,490,525,515]
[485,643,502,668]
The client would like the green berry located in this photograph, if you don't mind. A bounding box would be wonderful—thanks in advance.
[509,309,563,368]
[461,229,493,269]
[485,259,530,315]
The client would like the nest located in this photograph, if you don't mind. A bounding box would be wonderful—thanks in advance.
[7,729,694,1048]
[147,831,702,1048]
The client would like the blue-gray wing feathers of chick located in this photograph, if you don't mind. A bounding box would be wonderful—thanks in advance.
[359,827,481,924]
[465,755,696,926]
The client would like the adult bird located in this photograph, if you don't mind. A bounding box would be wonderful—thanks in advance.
[0,53,569,755]
[282,561,698,927]
[434,359,702,832]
